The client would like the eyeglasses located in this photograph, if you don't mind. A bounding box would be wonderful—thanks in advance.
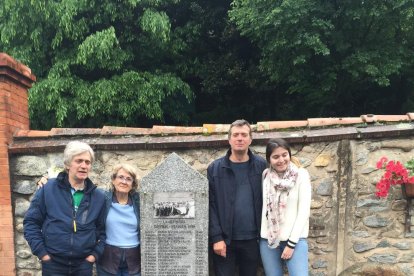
[116,175,133,184]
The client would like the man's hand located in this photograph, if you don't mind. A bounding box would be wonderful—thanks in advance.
[85,255,96,263]
[213,240,227,257]
[41,254,51,261]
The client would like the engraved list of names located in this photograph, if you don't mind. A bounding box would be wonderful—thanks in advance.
[140,153,208,276]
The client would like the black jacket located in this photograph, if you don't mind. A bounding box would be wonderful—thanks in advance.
[208,149,266,245]
[23,172,106,262]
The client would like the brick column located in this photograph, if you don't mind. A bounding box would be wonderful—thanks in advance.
[0,53,36,276]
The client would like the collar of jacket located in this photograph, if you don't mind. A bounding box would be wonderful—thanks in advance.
[56,171,96,194]
[222,148,255,168]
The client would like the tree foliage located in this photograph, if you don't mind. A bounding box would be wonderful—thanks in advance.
[0,0,193,128]
[229,0,414,117]
[1,0,414,129]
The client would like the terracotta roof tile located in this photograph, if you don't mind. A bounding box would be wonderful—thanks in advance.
[152,125,203,134]
[50,128,101,136]
[9,113,414,139]
[203,124,231,135]
[308,117,364,127]
[101,126,152,136]
[257,121,308,131]
[360,114,377,123]
[375,114,409,122]
[14,130,50,137]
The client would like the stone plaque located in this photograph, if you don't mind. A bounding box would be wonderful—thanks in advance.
[140,153,208,276]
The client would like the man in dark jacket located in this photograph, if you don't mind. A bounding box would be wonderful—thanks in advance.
[208,119,267,276]
[24,141,106,276]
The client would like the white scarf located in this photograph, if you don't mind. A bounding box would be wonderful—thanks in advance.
[263,162,299,248]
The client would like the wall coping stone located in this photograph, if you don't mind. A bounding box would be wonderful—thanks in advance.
[9,123,414,154]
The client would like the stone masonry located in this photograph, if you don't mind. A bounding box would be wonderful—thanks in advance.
[10,139,414,276]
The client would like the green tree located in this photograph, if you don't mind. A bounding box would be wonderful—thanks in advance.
[0,0,193,128]
[229,0,414,117]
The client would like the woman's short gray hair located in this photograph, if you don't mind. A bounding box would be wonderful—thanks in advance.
[63,141,95,167]
[108,163,139,192]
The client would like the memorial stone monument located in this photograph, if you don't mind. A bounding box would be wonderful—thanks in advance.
[140,153,209,276]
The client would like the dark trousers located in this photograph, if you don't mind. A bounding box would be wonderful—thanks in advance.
[212,239,259,276]
[41,257,93,276]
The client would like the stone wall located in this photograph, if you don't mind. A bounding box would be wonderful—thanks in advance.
[11,138,414,276]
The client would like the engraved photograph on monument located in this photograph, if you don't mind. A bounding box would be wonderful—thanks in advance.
[140,153,208,276]
[154,192,195,218]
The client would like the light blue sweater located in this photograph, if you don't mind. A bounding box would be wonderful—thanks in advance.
[105,202,139,248]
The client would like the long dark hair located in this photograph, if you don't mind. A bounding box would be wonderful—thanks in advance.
[265,138,292,163]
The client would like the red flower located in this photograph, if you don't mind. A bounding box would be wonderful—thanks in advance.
[375,157,414,198]
[376,157,388,169]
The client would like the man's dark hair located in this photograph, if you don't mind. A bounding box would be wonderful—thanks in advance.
[228,119,252,139]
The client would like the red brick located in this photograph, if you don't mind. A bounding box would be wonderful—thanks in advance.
[0,150,8,158]
[0,227,13,238]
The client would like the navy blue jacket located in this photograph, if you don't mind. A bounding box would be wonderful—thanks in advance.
[23,172,106,261]
[208,149,267,245]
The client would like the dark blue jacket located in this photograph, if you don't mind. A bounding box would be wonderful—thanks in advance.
[208,149,267,245]
[23,172,106,261]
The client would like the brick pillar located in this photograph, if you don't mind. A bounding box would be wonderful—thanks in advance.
[0,53,36,276]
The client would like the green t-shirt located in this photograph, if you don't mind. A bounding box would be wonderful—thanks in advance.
[72,190,84,212]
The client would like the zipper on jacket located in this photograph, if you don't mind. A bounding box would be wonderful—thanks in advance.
[71,195,77,233]
[69,191,75,258]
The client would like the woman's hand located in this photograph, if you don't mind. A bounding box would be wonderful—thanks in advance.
[281,246,294,260]
[36,175,49,189]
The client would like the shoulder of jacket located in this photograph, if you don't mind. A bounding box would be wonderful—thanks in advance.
[208,156,226,168]
[297,167,309,175]
[43,178,60,191]
[296,168,311,182]
[131,191,139,200]
[101,189,112,199]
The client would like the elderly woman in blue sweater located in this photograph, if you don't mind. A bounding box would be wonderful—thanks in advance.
[96,163,141,276]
